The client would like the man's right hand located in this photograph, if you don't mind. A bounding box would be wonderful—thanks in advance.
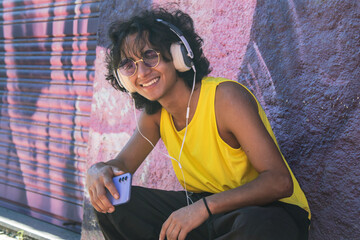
[86,162,124,213]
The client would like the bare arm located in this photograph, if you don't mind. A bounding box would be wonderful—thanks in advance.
[205,81,293,214]
[86,110,161,213]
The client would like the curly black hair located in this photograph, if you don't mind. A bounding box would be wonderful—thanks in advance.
[105,8,211,114]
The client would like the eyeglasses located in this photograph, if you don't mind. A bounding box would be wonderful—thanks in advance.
[117,49,160,77]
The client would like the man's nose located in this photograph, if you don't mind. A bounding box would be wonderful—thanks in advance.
[136,60,151,78]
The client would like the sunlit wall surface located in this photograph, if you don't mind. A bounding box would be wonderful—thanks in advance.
[0,0,99,232]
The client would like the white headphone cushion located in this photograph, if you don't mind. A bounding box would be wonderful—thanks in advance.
[170,43,191,72]
[115,69,137,93]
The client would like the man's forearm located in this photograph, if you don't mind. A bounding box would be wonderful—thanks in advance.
[203,170,293,215]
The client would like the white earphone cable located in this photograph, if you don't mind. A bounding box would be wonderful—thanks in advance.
[131,67,197,206]
[177,65,196,205]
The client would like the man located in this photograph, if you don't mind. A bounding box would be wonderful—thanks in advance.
[86,8,311,240]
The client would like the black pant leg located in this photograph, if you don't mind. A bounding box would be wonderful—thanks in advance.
[275,202,310,240]
[95,186,209,240]
[211,202,309,240]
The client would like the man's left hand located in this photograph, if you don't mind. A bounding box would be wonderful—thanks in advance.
[159,199,209,240]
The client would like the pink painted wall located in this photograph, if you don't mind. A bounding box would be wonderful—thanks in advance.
[82,1,359,239]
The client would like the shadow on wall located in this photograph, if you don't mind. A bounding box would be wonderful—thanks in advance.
[238,0,359,239]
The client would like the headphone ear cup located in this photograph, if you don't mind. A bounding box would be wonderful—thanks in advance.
[120,76,137,93]
[170,42,193,72]
[114,69,137,93]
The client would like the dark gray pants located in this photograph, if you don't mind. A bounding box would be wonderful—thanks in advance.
[95,186,310,240]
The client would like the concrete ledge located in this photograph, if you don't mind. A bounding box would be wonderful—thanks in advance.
[0,206,80,240]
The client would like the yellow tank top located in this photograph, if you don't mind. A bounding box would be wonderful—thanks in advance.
[160,77,310,218]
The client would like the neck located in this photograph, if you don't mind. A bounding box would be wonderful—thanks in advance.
[159,80,201,131]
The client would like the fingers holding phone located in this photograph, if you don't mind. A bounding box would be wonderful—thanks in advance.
[86,162,125,213]
[106,173,132,206]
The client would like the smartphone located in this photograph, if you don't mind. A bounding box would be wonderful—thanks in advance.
[106,173,132,205]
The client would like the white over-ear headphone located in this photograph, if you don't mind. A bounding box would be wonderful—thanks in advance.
[113,18,194,93]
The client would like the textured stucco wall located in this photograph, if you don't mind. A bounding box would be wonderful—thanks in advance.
[235,1,359,239]
[82,0,359,239]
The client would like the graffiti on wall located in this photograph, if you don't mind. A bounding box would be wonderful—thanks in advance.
[0,0,99,231]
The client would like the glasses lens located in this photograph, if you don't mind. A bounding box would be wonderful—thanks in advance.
[119,58,136,76]
[118,50,159,76]
[143,49,159,67]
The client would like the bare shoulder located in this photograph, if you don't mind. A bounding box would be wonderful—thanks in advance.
[214,81,261,147]
[215,81,258,113]
[139,108,162,131]
[142,108,161,124]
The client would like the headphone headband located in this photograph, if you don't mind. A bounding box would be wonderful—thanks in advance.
[156,19,194,59]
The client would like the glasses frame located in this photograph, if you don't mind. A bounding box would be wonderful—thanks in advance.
[117,49,161,77]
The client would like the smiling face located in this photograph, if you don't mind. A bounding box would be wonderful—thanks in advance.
[117,33,183,103]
